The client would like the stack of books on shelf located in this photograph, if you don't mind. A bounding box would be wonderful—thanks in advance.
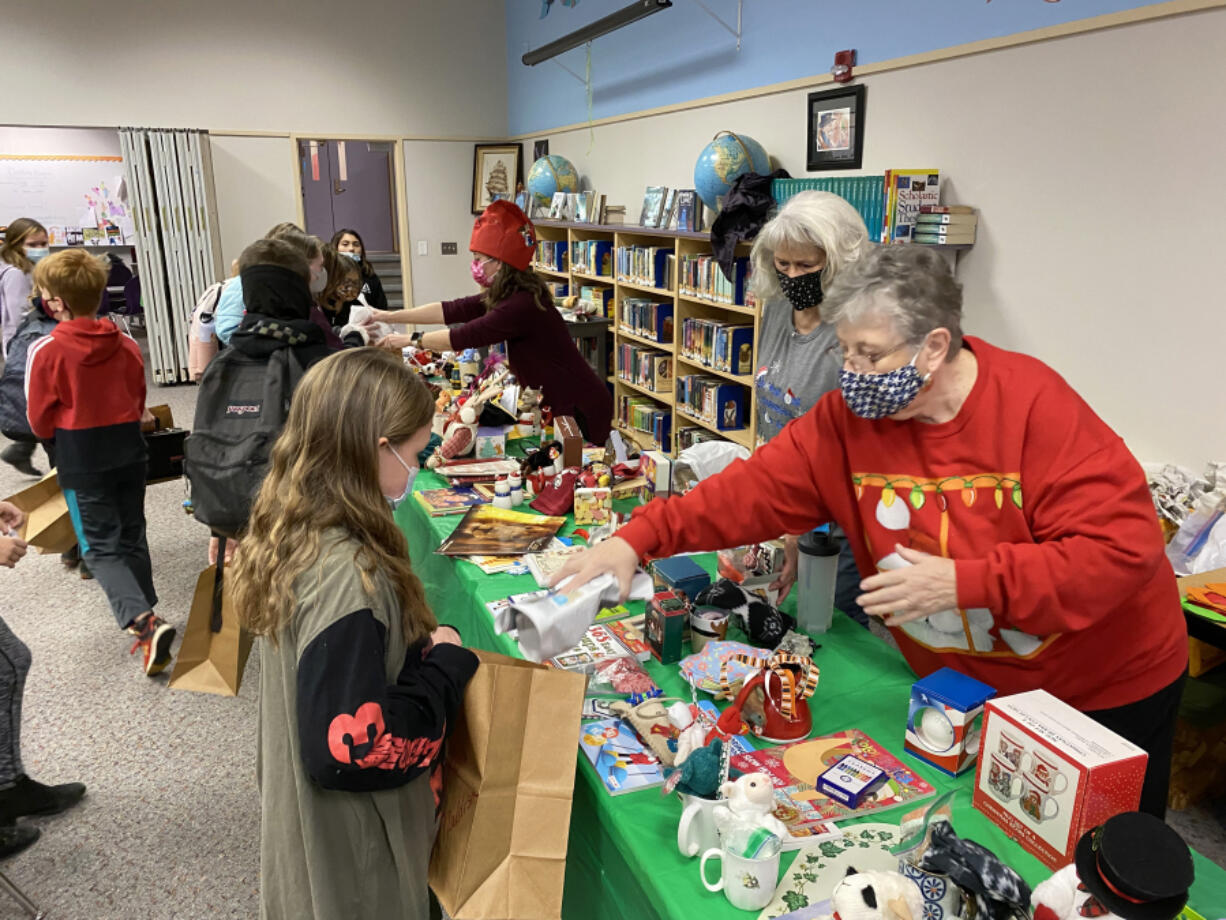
[913,206,977,246]
[772,176,885,243]
[678,254,749,305]
[677,375,746,431]
[680,318,754,376]
[618,343,672,393]
[535,240,568,271]
[618,396,671,450]
[676,426,728,451]
[571,239,613,276]
[577,285,612,317]
[545,281,569,302]
[619,298,674,343]
[639,187,672,229]
[616,245,675,290]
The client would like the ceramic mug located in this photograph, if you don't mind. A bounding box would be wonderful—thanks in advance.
[997,728,1025,768]
[987,753,1022,802]
[700,846,780,911]
[677,793,721,858]
[1024,750,1069,794]
[1019,773,1060,823]
[898,860,966,920]
[690,607,730,655]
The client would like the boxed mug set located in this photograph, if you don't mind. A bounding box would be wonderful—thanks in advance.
[972,689,1147,869]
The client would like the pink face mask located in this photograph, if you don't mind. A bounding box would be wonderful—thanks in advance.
[470,257,496,288]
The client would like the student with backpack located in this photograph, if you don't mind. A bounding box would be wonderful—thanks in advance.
[368,200,613,444]
[230,348,477,919]
[1,218,50,476]
[25,250,173,677]
[185,238,334,541]
[331,227,388,309]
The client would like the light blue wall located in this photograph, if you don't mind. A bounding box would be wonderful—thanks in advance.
[506,0,1171,135]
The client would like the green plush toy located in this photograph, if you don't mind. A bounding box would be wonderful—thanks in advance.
[670,739,724,798]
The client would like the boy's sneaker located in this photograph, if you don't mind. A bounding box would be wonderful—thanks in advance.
[127,614,175,676]
[0,442,40,478]
[79,561,93,580]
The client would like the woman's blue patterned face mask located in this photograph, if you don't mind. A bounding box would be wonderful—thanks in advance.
[839,347,926,419]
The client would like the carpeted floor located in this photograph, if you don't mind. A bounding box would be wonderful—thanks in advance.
[0,337,1222,918]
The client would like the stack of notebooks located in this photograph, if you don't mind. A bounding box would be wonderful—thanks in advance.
[913,205,978,246]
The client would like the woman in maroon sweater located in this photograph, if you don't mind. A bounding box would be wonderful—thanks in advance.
[369,201,612,443]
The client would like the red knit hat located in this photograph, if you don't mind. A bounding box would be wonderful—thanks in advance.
[470,200,537,272]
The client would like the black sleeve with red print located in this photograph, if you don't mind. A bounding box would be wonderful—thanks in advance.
[296,609,479,792]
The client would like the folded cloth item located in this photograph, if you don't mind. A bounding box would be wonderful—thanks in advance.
[494,572,654,662]
[919,820,1031,920]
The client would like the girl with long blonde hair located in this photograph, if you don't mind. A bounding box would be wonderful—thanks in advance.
[232,347,478,920]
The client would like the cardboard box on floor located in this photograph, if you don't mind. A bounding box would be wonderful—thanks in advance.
[1178,567,1226,677]
[5,471,75,554]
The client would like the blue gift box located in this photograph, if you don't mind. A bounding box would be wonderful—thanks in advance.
[650,555,711,602]
[904,667,995,777]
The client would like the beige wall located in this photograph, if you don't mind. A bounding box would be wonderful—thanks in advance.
[206,136,300,271]
[535,8,1226,468]
[0,1,507,138]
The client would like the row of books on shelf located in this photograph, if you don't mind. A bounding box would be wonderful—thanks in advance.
[678,255,749,305]
[676,426,728,451]
[545,190,609,224]
[773,176,886,244]
[536,240,567,272]
[570,240,613,277]
[618,298,674,343]
[913,205,978,245]
[618,396,671,450]
[638,187,704,232]
[617,344,672,393]
[882,169,941,243]
[616,246,674,290]
[677,375,746,431]
[680,318,754,376]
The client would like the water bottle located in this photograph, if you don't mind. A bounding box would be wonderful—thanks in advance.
[796,529,839,634]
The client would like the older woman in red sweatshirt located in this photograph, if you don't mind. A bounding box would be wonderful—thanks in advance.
[553,243,1187,818]
[370,200,612,444]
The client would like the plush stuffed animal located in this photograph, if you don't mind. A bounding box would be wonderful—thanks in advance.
[712,772,788,841]
[827,870,925,920]
[1032,866,1113,920]
[427,403,479,468]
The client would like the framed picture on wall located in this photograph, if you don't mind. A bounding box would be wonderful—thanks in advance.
[472,143,522,214]
[806,85,865,171]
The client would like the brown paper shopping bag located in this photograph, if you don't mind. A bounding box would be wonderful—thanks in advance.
[430,649,585,920]
[168,539,253,697]
[5,471,75,555]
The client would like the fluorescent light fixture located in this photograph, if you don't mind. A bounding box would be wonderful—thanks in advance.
[522,0,674,66]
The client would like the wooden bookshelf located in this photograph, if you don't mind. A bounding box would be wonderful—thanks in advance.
[533,218,757,458]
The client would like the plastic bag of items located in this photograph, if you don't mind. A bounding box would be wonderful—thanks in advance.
[672,440,751,495]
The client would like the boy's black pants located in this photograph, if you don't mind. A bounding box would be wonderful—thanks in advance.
[63,469,157,629]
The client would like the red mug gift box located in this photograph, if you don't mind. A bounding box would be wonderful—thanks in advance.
[972,689,1147,870]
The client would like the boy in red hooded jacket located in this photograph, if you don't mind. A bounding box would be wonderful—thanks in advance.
[25,250,174,676]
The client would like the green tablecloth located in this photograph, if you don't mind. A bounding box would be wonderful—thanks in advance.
[396,471,1226,919]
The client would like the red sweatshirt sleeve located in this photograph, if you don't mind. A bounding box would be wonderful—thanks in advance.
[954,383,1171,636]
[618,409,837,559]
[23,336,59,441]
[441,294,489,326]
[446,294,535,353]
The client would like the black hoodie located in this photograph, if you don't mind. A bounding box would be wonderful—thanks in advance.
[229,265,335,368]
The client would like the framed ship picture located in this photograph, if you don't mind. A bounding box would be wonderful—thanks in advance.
[472,143,523,214]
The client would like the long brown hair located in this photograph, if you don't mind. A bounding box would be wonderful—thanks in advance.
[331,227,373,277]
[1,218,48,273]
[231,349,437,646]
[320,243,360,312]
[483,263,552,312]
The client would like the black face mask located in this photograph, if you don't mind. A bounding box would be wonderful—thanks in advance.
[775,267,824,312]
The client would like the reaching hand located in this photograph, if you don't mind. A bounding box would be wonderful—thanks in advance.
[431,625,463,647]
[377,333,413,352]
[0,535,28,568]
[856,543,958,626]
[364,309,391,327]
[770,534,800,603]
[547,536,640,604]
[0,501,24,531]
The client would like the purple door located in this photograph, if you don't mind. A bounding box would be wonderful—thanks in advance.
[298,140,397,253]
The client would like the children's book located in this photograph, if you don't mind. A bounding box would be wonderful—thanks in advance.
[605,615,650,662]
[580,718,664,794]
[639,186,667,228]
[525,544,588,587]
[547,623,637,673]
[730,729,936,837]
[436,505,566,556]
[888,170,941,242]
[414,487,487,517]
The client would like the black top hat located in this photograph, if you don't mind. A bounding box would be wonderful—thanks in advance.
[1074,812,1194,920]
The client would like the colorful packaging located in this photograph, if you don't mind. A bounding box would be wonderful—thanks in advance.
[904,668,995,777]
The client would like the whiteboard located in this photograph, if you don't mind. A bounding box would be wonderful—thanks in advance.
[0,156,132,239]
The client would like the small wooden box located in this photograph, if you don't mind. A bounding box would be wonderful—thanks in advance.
[554,415,584,469]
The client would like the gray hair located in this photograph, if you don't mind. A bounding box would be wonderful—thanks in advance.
[821,244,964,356]
[748,191,870,303]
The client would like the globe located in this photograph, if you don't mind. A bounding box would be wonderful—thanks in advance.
[526,155,580,212]
[693,132,770,212]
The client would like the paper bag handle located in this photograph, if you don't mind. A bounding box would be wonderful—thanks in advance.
[210,534,227,633]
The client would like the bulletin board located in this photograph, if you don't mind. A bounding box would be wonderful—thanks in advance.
[0,155,135,243]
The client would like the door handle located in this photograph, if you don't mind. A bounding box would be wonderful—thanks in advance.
[333,179,346,195]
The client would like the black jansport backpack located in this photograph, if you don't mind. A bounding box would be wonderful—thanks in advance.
[184,346,304,537]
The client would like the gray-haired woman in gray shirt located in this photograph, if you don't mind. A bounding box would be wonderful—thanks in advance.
[750,191,871,622]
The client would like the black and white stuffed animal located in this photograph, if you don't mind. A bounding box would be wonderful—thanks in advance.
[825,870,924,920]
[694,578,796,648]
